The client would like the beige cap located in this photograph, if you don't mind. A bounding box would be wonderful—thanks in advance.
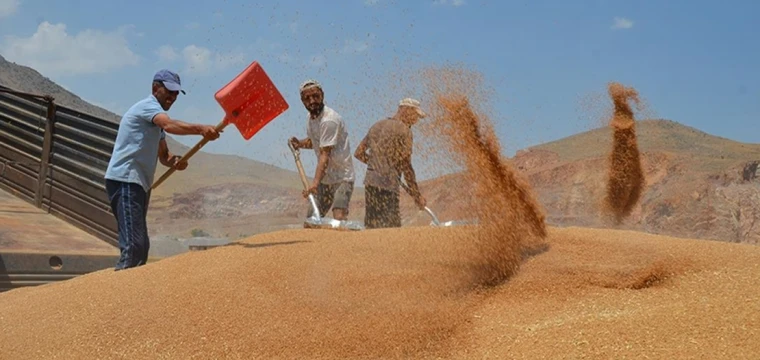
[399,98,426,118]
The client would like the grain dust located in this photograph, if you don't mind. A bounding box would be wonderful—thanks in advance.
[0,228,485,359]
[0,64,553,360]
[418,64,548,287]
[604,82,646,224]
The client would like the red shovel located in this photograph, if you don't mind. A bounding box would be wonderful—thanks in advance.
[151,61,290,190]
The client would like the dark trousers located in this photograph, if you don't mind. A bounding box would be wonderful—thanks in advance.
[106,179,150,270]
[364,185,401,229]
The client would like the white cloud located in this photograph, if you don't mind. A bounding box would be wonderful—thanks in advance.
[180,45,247,75]
[185,22,200,30]
[155,45,179,61]
[154,44,246,75]
[341,39,370,54]
[0,0,19,18]
[364,0,379,5]
[434,0,466,6]
[611,17,634,30]
[0,21,140,77]
[289,22,298,34]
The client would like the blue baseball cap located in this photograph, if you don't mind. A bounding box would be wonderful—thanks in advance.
[153,69,186,95]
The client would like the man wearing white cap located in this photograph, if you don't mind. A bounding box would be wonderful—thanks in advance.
[289,80,355,221]
[354,98,428,229]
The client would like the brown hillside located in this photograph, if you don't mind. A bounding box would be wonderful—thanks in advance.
[532,118,760,163]
[0,54,303,198]
[150,119,760,246]
[5,55,760,247]
[0,54,122,122]
[411,119,760,244]
[1,226,758,359]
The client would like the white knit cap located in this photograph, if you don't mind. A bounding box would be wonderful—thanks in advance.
[299,79,322,93]
[399,97,426,118]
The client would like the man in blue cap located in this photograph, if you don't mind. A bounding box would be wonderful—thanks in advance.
[104,69,221,270]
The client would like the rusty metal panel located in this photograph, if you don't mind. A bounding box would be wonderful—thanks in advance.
[0,120,43,159]
[0,88,46,203]
[0,91,46,148]
[35,101,56,207]
[44,205,119,248]
[0,252,118,292]
[1,85,120,248]
[50,149,107,189]
[44,162,109,206]
[53,122,113,167]
[44,107,120,245]
[41,177,118,245]
[0,187,117,253]
[0,144,38,201]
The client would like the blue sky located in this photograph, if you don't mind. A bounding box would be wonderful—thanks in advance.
[1,0,758,182]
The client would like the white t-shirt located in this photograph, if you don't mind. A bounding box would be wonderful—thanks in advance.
[306,106,355,184]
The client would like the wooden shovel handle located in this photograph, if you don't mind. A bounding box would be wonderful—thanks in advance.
[288,141,311,191]
[151,119,228,190]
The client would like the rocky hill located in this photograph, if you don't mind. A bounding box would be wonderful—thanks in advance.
[3,53,759,246]
[0,53,304,199]
[412,119,760,244]
[0,54,122,122]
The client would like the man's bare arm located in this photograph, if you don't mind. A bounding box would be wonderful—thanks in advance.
[152,113,207,135]
[312,146,332,186]
[400,158,421,199]
[157,138,174,167]
[400,153,426,209]
[354,136,369,164]
[300,138,313,149]
[290,137,313,150]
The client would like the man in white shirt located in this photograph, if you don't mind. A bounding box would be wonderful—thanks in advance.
[289,79,355,221]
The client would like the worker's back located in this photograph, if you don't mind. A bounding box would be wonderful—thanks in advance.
[363,117,413,192]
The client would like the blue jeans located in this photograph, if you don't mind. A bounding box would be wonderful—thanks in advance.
[106,179,150,270]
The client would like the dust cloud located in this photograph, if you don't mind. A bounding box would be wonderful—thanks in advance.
[418,64,548,287]
[603,82,646,224]
[0,64,554,360]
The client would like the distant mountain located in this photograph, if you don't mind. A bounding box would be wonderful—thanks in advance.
[4,54,759,245]
[0,53,304,198]
[0,54,121,122]
[414,119,760,244]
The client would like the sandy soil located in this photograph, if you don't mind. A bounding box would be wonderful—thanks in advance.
[0,225,758,359]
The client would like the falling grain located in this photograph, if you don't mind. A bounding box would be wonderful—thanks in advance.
[418,64,548,287]
[604,82,646,224]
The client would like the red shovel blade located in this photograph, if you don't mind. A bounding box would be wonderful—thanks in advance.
[214,61,289,140]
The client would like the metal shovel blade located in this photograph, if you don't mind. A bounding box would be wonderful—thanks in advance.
[304,217,365,231]
[302,194,365,231]
[424,206,471,227]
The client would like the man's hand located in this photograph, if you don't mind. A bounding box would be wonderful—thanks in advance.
[201,126,221,141]
[354,136,369,164]
[169,155,188,171]
[289,136,301,150]
[302,182,318,198]
[414,195,427,210]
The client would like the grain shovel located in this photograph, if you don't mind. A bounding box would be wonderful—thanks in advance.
[151,61,290,190]
[399,177,469,227]
[287,141,364,231]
